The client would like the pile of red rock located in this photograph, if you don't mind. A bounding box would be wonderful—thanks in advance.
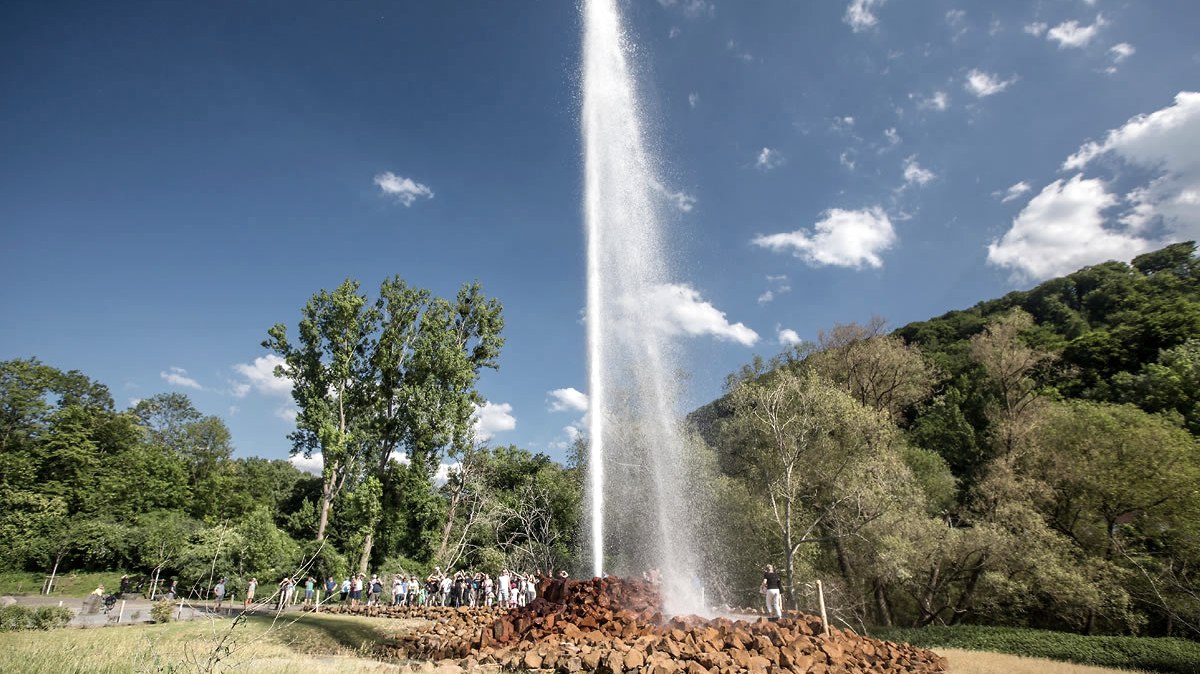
[332,577,946,674]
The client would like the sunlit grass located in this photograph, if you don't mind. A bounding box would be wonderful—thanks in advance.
[0,612,416,673]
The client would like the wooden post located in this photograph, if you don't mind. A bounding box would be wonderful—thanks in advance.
[315,590,321,612]
[177,599,184,621]
[118,600,126,623]
[816,580,830,636]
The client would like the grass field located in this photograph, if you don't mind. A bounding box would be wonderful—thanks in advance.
[0,570,127,598]
[0,612,412,674]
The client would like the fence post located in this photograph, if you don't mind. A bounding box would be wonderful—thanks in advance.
[816,580,830,636]
[118,600,126,624]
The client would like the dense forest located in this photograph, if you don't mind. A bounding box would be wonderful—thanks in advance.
[3,244,1199,639]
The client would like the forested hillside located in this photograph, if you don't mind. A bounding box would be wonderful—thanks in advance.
[694,242,1200,637]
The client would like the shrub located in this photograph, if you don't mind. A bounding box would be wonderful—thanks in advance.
[151,599,173,624]
[0,605,72,631]
[871,625,1200,674]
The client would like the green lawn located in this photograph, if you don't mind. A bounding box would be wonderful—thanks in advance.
[0,570,128,598]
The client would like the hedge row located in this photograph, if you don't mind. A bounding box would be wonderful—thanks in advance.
[871,625,1200,674]
[0,605,73,631]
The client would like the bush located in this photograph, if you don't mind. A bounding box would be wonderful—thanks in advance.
[150,599,173,623]
[0,604,72,631]
[871,625,1200,674]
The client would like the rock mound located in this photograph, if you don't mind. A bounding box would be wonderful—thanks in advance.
[327,576,946,674]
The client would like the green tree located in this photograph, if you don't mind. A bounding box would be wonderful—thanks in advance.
[265,279,377,541]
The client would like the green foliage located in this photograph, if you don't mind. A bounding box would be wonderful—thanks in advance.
[871,625,1200,674]
[150,599,174,623]
[0,605,72,631]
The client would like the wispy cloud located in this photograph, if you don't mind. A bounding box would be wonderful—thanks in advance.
[757,274,791,305]
[844,0,886,33]
[756,147,786,171]
[1047,14,1106,49]
[651,180,697,213]
[965,69,1017,97]
[915,91,949,111]
[688,92,699,108]
[374,171,434,207]
[902,156,936,187]
[657,0,715,19]
[753,207,896,269]
[994,181,1032,203]
[160,366,201,390]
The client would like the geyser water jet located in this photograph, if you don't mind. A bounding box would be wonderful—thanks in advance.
[582,0,703,616]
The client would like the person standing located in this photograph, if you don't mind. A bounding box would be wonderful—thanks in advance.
[340,577,350,602]
[760,564,783,620]
[303,576,316,608]
[276,577,292,611]
[497,569,510,608]
[213,578,227,613]
[245,578,257,610]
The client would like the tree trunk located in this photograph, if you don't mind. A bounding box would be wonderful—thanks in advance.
[873,579,893,626]
[316,477,334,541]
[358,531,373,575]
[949,561,985,626]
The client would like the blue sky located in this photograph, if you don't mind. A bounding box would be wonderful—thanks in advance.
[3,0,1198,470]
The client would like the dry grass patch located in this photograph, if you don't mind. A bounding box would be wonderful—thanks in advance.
[942,648,1147,674]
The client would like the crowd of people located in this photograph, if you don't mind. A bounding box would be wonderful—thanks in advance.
[209,567,555,612]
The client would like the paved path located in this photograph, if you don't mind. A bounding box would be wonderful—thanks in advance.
[4,594,325,628]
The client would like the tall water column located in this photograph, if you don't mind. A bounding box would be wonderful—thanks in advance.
[582,0,703,616]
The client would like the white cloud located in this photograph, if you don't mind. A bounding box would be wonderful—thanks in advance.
[548,387,589,413]
[902,156,936,187]
[965,69,1017,97]
[1047,14,1106,49]
[373,171,434,207]
[474,401,516,441]
[756,147,786,171]
[658,0,714,19]
[884,127,901,146]
[994,181,1033,203]
[128,398,142,408]
[669,26,681,39]
[1109,43,1135,62]
[628,284,759,346]
[688,92,699,108]
[753,207,896,269]
[844,0,886,33]
[650,180,697,213]
[987,174,1151,283]
[1063,92,1200,237]
[1023,22,1048,37]
[945,9,966,26]
[275,407,298,423]
[564,424,583,442]
[916,91,949,111]
[289,453,323,476]
[232,354,292,397]
[777,327,803,346]
[839,151,856,171]
[160,367,201,390]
